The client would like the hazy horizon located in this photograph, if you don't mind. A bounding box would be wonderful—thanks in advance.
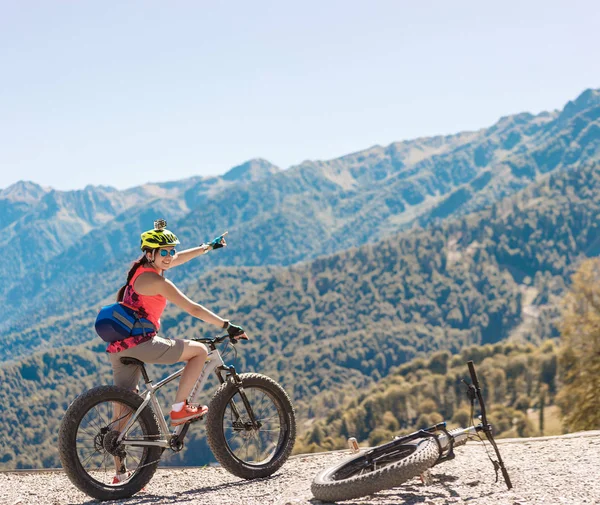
[0,88,585,194]
[2,1,599,191]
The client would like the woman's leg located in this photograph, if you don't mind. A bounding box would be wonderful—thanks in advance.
[109,354,141,476]
[174,340,208,403]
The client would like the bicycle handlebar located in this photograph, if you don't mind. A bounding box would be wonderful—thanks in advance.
[467,360,479,388]
[468,360,489,426]
[193,333,238,347]
[467,360,513,490]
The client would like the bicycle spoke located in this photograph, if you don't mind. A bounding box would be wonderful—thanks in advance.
[256,413,281,423]
[94,403,112,429]
[102,448,110,475]
[256,393,270,417]
[87,407,105,434]
[226,430,243,446]
[77,426,100,440]
[69,395,158,487]
[257,430,265,458]
[127,451,142,468]
[79,449,102,468]
[220,385,286,465]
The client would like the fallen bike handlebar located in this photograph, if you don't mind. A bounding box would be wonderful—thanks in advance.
[467,360,513,489]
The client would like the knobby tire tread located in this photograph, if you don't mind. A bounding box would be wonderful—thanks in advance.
[311,437,440,502]
[205,373,296,479]
[58,385,162,501]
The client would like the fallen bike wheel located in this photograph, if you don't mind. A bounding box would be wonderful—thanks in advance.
[206,373,296,479]
[311,437,440,502]
[58,385,162,501]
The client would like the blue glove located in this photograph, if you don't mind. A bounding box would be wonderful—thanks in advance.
[208,231,228,250]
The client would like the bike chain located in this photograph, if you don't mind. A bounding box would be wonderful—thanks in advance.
[114,432,178,478]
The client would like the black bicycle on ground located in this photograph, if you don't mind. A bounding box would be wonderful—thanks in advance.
[311,360,512,502]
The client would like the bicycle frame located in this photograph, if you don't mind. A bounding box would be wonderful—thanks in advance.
[439,424,481,449]
[116,345,227,449]
[367,421,480,467]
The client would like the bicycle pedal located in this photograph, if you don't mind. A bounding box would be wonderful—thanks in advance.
[170,415,205,427]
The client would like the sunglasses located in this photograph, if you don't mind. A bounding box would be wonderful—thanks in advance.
[158,249,176,257]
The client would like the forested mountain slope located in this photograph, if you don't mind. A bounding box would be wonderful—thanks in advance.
[3,89,598,336]
[295,341,560,454]
[2,161,600,468]
[6,158,600,365]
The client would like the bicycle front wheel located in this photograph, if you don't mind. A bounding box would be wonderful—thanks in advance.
[58,385,162,501]
[206,373,296,479]
[311,437,440,502]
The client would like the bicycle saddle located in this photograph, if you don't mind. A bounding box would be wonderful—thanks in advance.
[120,357,145,367]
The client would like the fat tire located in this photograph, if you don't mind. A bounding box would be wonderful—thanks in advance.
[311,437,440,502]
[206,373,296,479]
[58,385,162,501]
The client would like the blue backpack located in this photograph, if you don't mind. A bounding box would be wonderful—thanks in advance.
[94,303,156,343]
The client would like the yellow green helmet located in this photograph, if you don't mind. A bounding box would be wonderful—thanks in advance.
[140,219,180,250]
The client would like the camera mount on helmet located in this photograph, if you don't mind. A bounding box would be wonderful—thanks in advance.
[154,218,168,231]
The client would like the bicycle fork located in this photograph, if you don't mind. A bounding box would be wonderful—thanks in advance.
[216,365,262,431]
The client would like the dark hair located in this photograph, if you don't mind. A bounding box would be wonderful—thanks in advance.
[116,254,150,301]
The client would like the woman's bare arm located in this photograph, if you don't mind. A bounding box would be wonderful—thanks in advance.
[169,244,211,268]
[170,232,228,268]
[135,273,227,327]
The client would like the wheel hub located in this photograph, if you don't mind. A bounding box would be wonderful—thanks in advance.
[170,437,184,452]
[103,430,126,457]
[232,420,262,432]
[94,433,104,452]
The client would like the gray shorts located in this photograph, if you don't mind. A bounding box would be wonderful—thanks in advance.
[109,336,185,390]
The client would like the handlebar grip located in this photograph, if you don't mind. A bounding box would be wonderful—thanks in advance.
[468,360,480,388]
[502,466,513,489]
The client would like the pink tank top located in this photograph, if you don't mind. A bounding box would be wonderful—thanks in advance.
[122,265,167,330]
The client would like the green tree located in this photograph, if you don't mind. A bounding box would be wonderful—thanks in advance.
[309,425,324,445]
[451,408,471,428]
[538,384,548,436]
[556,259,600,431]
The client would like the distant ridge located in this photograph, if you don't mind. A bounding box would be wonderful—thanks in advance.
[0,180,49,202]
[222,158,281,182]
[560,88,600,121]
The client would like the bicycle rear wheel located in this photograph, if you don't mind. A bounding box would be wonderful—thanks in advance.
[58,385,162,501]
[206,373,296,479]
[311,437,440,502]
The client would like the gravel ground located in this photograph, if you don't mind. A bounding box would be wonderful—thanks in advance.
[2,431,599,505]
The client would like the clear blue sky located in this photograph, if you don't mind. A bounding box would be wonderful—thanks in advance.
[2,1,599,191]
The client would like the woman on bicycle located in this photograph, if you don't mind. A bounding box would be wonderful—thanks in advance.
[108,219,247,431]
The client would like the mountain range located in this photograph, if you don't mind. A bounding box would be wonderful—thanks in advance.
[3,88,598,341]
[1,88,599,469]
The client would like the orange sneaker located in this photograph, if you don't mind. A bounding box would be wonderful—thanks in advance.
[111,472,146,492]
[170,401,208,426]
[112,472,131,485]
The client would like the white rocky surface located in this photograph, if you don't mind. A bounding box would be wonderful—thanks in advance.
[2,431,599,505]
